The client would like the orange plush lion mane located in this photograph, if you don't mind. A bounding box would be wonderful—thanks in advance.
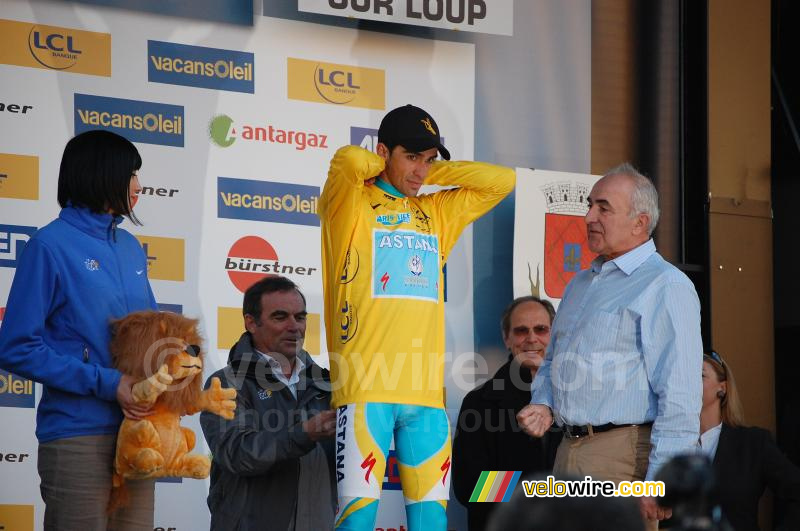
[111,310,203,415]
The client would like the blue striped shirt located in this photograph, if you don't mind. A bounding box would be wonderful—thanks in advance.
[532,239,702,480]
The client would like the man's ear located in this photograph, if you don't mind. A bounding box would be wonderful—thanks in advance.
[376,142,390,161]
[633,212,650,236]
[244,314,256,334]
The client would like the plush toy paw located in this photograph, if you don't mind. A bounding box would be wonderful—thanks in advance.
[131,364,173,406]
[203,377,237,420]
[172,454,211,479]
[129,447,165,478]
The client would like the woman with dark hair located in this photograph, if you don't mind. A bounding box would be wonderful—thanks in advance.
[0,130,157,530]
[701,351,800,530]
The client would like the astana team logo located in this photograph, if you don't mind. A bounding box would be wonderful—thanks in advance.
[408,254,423,276]
[540,181,597,298]
[209,114,236,147]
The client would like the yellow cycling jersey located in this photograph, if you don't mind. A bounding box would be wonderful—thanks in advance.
[319,145,515,408]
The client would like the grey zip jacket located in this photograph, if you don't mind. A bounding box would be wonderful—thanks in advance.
[200,332,336,530]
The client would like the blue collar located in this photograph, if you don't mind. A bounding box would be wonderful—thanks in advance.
[59,205,123,241]
[591,239,656,275]
[375,178,405,198]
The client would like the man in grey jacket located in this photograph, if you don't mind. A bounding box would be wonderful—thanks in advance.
[201,276,337,531]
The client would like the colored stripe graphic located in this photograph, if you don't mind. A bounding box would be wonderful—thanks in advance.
[469,471,522,502]
[478,471,498,501]
[469,471,490,502]
[501,471,522,502]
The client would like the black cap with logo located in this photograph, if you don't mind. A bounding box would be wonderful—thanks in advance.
[377,104,451,160]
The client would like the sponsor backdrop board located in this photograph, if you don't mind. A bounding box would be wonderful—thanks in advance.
[0,0,475,529]
[512,168,601,307]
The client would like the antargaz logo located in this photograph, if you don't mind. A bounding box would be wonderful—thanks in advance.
[288,58,385,110]
[218,177,320,227]
[75,94,184,147]
[148,40,254,94]
[0,369,35,408]
[0,18,110,76]
[210,115,236,147]
[209,114,329,151]
[225,236,317,293]
[0,224,37,268]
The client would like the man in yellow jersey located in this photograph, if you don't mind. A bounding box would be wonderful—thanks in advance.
[319,104,515,530]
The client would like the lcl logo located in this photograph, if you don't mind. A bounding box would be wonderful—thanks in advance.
[30,31,82,54]
[316,68,360,89]
[28,26,82,70]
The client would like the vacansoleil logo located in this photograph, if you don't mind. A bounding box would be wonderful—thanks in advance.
[74,94,184,147]
[148,40,254,93]
[218,177,320,227]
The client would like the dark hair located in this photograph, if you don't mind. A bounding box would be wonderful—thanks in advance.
[57,130,143,224]
[242,276,306,322]
[500,296,556,338]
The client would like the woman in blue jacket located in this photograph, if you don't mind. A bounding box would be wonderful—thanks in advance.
[0,130,157,530]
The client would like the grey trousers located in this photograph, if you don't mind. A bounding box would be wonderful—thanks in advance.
[38,434,155,531]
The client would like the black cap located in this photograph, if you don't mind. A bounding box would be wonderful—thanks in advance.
[378,104,451,160]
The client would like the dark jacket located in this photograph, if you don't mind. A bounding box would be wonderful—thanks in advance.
[200,332,336,531]
[712,424,800,530]
[452,358,561,531]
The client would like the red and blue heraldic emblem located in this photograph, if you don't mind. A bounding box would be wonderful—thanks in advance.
[541,181,597,298]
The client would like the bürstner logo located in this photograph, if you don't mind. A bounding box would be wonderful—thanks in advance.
[0,18,111,76]
[0,369,35,408]
[0,224,36,268]
[75,94,184,147]
[209,114,329,151]
[225,236,318,293]
[148,40,254,93]
[218,177,320,227]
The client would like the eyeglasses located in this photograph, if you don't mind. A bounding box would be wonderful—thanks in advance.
[704,350,727,375]
[511,325,551,337]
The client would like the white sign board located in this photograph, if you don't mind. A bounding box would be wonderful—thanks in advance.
[298,0,514,36]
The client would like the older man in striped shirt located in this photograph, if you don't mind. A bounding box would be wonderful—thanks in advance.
[518,163,703,528]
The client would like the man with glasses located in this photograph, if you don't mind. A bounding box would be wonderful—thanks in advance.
[453,296,562,530]
[518,163,703,529]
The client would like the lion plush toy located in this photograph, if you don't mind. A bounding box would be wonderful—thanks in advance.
[109,310,236,505]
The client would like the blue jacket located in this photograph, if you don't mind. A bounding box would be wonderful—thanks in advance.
[0,206,156,443]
